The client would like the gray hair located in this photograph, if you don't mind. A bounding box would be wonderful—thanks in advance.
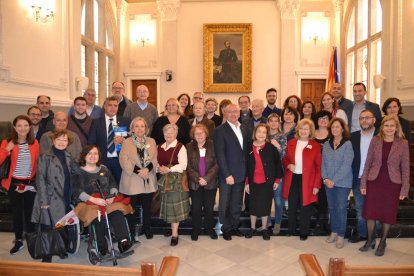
[162,123,178,135]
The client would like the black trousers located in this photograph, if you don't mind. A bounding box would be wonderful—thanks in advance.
[190,187,217,234]
[9,181,36,240]
[127,193,153,235]
[288,174,312,236]
[218,181,244,233]
[91,210,129,251]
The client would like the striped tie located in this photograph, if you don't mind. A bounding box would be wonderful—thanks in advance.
[107,118,115,154]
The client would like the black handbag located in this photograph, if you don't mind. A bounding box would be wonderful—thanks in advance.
[0,155,11,179]
[26,209,67,260]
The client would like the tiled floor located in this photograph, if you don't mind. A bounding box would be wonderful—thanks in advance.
[0,232,413,275]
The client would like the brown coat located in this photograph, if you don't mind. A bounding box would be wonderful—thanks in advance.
[74,202,133,227]
[186,139,219,190]
[361,136,410,197]
[119,136,158,195]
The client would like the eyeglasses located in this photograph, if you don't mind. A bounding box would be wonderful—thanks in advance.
[112,86,124,89]
[193,97,203,100]
[29,113,41,117]
[359,116,374,121]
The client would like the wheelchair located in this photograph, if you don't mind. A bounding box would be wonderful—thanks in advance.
[85,210,137,266]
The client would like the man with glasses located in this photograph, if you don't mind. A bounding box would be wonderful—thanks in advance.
[238,96,252,124]
[186,92,205,119]
[111,81,132,116]
[349,109,377,243]
[27,106,43,141]
[342,82,382,132]
[68,89,103,119]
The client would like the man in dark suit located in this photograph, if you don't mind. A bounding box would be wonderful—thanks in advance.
[342,82,382,132]
[88,96,130,185]
[238,96,252,124]
[214,104,248,240]
[331,82,353,112]
[111,81,132,116]
[350,109,377,243]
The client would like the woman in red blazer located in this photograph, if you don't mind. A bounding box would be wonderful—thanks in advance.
[282,118,321,240]
[359,115,409,256]
[0,115,39,255]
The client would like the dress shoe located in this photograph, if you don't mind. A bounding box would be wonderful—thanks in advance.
[262,229,270,241]
[245,228,256,239]
[349,234,367,243]
[191,233,199,241]
[375,240,386,256]
[222,232,232,241]
[359,239,376,252]
[300,235,308,241]
[144,229,153,240]
[41,256,52,263]
[208,231,218,240]
[118,239,134,253]
[164,229,172,237]
[170,236,179,246]
[231,229,243,237]
[59,253,69,259]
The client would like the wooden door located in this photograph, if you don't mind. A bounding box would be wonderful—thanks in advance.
[131,79,158,108]
[301,79,326,108]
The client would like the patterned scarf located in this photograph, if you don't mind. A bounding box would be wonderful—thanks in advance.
[131,133,151,168]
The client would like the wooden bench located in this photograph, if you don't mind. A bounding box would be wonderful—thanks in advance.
[299,253,414,276]
[0,256,179,276]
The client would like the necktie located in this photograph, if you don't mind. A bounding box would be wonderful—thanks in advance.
[107,118,115,154]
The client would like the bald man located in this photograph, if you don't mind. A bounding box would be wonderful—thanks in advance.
[39,111,82,160]
[242,99,267,144]
[123,85,159,133]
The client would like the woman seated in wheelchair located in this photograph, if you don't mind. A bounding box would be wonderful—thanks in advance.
[72,145,134,258]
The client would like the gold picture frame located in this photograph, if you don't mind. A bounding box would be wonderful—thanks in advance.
[203,23,252,93]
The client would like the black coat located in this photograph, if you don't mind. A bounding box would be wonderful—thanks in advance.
[246,142,284,185]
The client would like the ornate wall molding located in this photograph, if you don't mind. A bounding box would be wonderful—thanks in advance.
[157,0,180,21]
[276,0,301,20]
[331,0,344,13]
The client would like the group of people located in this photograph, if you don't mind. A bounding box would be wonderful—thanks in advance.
[0,80,410,262]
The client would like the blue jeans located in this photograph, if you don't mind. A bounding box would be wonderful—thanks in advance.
[325,186,351,237]
[273,179,284,225]
[353,179,367,237]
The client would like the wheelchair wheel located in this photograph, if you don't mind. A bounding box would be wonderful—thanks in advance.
[66,223,81,254]
[88,248,101,266]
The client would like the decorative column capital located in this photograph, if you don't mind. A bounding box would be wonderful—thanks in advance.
[157,0,180,21]
[332,0,344,13]
[276,0,301,20]
[117,0,128,17]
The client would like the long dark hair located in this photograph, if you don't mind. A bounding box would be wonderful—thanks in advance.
[9,115,35,145]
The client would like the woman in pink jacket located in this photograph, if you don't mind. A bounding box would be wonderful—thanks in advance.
[359,115,409,256]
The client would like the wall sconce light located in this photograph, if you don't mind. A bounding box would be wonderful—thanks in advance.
[302,12,330,46]
[31,5,54,23]
[130,14,156,47]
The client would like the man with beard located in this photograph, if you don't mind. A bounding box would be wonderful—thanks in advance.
[349,109,377,243]
[262,88,281,118]
[68,89,103,119]
[67,96,93,147]
[27,106,42,141]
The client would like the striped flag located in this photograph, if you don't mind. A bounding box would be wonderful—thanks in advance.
[326,46,339,91]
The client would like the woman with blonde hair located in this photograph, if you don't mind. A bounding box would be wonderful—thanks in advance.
[151,98,191,145]
[119,117,158,240]
[359,115,409,256]
[283,119,321,240]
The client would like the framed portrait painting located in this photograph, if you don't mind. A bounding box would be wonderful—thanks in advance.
[203,23,252,93]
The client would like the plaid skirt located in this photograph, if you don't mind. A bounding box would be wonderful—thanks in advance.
[160,190,190,223]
